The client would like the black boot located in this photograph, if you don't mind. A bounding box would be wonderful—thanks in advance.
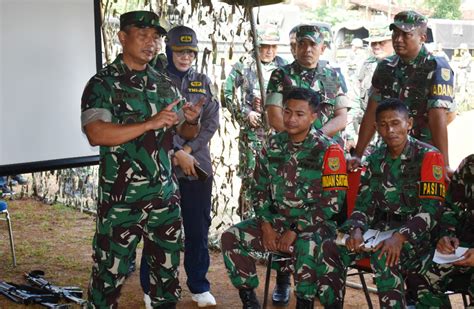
[296,297,314,309]
[272,271,291,306]
[239,289,261,309]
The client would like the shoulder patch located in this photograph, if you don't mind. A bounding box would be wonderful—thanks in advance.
[419,151,446,200]
[322,144,348,191]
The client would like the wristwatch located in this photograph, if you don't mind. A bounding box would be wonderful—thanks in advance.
[289,222,302,235]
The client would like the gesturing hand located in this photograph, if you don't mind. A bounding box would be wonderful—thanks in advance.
[146,99,179,130]
[183,97,206,124]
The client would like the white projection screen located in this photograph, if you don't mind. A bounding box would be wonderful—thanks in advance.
[0,0,101,175]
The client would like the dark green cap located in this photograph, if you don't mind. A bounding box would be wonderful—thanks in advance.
[120,11,167,35]
[389,10,427,32]
[296,24,324,44]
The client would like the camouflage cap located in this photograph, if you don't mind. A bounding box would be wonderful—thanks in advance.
[389,10,427,32]
[256,24,280,45]
[296,24,324,44]
[120,11,167,35]
[364,24,392,43]
[166,25,198,52]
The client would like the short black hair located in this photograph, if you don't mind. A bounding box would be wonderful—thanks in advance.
[283,87,320,113]
[375,98,409,121]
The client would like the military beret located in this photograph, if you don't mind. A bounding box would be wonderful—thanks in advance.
[120,10,167,35]
[389,10,428,32]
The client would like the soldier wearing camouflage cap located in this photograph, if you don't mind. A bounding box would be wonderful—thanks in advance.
[221,88,347,309]
[348,11,455,177]
[223,24,287,215]
[416,154,474,307]
[266,24,350,148]
[81,10,203,308]
[345,24,394,151]
[318,99,447,308]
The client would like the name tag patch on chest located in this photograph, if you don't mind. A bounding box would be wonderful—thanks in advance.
[188,87,206,94]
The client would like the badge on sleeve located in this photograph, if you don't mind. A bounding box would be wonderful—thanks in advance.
[419,151,446,200]
[322,144,348,191]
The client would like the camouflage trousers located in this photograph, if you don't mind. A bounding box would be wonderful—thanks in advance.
[413,256,473,308]
[87,194,182,308]
[221,218,327,300]
[316,239,432,309]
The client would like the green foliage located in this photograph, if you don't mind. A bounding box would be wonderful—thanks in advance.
[303,4,362,26]
[425,0,462,19]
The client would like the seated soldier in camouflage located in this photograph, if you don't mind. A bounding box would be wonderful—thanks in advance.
[415,154,474,307]
[316,99,446,309]
[221,88,347,309]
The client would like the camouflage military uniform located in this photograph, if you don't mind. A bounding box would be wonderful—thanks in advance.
[81,54,183,308]
[266,61,350,145]
[221,127,347,300]
[416,154,474,308]
[317,136,446,308]
[371,45,454,143]
[224,55,287,212]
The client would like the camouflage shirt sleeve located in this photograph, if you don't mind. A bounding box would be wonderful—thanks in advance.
[253,146,277,223]
[440,154,474,240]
[398,151,445,243]
[295,143,347,231]
[224,62,251,122]
[265,68,284,108]
[80,76,113,128]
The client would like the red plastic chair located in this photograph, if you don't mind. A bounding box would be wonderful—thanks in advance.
[345,168,374,308]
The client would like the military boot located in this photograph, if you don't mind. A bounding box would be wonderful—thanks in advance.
[238,288,261,309]
[296,297,314,309]
[272,271,291,306]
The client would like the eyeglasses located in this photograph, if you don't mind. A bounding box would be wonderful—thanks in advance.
[175,50,196,58]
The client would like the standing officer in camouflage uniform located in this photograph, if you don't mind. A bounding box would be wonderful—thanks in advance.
[415,154,474,307]
[265,24,350,145]
[349,11,455,175]
[316,99,446,308]
[81,11,202,309]
[345,24,393,150]
[221,88,347,309]
[224,24,287,218]
[140,25,220,308]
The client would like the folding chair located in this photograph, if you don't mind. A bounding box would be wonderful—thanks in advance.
[345,168,374,308]
[0,200,17,266]
[262,252,292,309]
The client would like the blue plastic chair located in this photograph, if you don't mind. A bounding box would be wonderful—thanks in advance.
[0,200,17,266]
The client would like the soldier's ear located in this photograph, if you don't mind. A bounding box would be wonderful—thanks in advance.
[118,31,127,45]
[407,117,414,130]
